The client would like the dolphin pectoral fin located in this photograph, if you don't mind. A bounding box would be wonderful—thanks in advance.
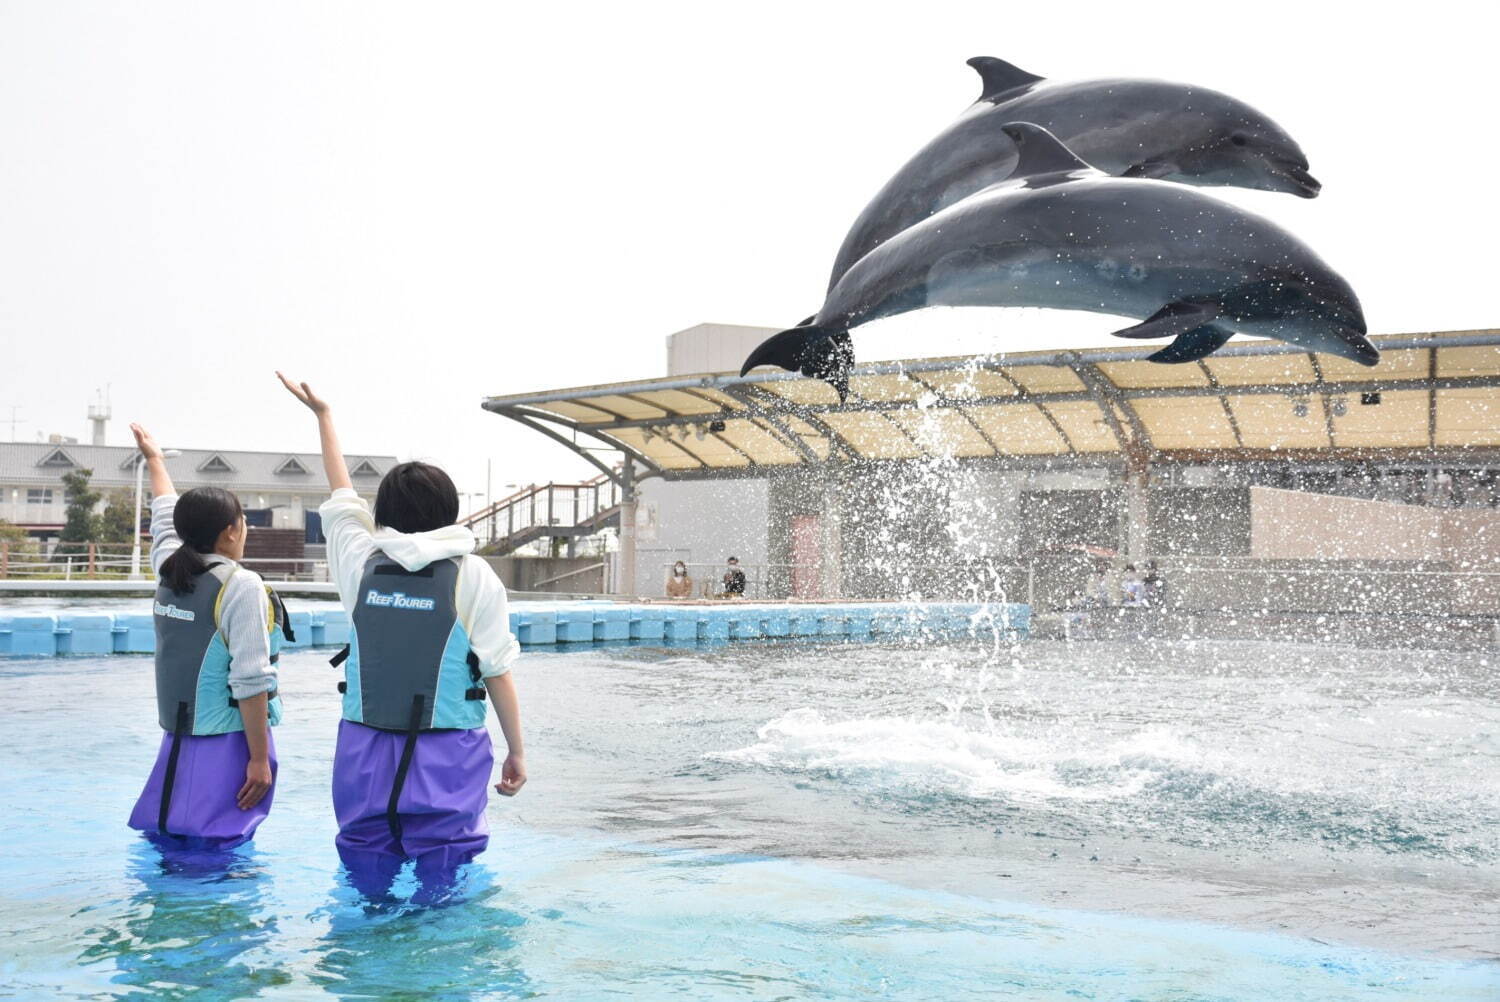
[1146,325,1236,364]
[1121,159,1178,180]
[997,123,1095,180]
[966,57,1045,102]
[1110,300,1224,340]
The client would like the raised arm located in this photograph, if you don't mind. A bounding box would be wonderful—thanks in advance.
[276,372,352,491]
[130,423,175,497]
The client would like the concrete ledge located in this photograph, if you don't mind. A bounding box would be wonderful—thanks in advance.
[0,600,1031,658]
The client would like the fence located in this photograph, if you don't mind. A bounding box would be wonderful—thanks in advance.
[0,540,332,583]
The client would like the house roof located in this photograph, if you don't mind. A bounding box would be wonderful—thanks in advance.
[0,442,397,491]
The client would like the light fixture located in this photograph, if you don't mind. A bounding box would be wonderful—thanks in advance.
[1291,397,1309,418]
[1361,392,1382,406]
[1330,397,1348,418]
[695,424,706,441]
[708,419,726,433]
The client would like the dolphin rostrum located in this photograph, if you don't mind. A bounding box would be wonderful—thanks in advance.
[826,56,1321,292]
[742,123,1373,401]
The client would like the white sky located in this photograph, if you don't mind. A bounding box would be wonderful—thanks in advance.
[2,1,1496,500]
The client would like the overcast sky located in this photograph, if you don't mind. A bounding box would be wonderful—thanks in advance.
[2,2,1495,500]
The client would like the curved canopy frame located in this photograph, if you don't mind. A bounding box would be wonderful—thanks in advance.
[481,330,1500,477]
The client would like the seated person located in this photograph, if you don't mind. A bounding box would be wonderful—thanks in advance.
[721,556,746,598]
[665,561,693,599]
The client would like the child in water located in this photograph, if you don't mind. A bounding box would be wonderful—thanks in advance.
[277,373,525,897]
[127,423,287,849]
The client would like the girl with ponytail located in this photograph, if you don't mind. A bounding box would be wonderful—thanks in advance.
[127,423,288,851]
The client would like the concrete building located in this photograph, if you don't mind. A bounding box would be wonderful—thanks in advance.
[477,327,1500,642]
[0,441,396,542]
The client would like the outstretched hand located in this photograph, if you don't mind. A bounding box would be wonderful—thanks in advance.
[129,423,163,461]
[276,371,331,416]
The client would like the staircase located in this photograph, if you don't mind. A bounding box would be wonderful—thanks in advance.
[464,473,623,557]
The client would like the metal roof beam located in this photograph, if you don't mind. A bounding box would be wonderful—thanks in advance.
[487,406,664,485]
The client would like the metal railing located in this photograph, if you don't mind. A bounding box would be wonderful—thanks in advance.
[464,473,623,550]
[0,540,334,583]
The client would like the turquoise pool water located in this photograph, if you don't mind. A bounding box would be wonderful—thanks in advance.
[1,637,1496,999]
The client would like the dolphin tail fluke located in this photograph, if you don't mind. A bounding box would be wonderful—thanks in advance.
[740,325,854,402]
[1145,325,1235,364]
[967,57,1044,102]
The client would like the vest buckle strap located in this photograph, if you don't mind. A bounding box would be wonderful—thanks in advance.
[329,644,351,668]
[337,680,347,694]
[464,687,486,701]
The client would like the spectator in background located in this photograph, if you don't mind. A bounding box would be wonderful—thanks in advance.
[1144,560,1166,608]
[1120,564,1147,607]
[1089,564,1112,607]
[722,557,747,598]
[665,561,693,599]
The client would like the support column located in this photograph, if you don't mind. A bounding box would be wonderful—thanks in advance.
[818,465,843,599]
[618,459,637,597]
[1124,468,1150,561]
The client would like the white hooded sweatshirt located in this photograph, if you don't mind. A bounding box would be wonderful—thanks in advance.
[319,487,520,677]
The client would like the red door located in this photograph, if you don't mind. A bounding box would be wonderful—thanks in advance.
[791,515,821,599]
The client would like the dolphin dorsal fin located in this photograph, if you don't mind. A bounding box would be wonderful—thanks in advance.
[1000,123,1094,179]
[966,56,1044,102]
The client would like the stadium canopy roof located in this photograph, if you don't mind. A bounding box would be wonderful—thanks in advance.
[481,330,1500,482]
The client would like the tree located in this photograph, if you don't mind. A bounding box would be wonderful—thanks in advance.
[99,488,140,545]
[0,518,38,575]
[59,468,102,547]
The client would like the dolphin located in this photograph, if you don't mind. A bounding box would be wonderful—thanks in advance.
[825,56,1321,292]
[741,123,1373,401]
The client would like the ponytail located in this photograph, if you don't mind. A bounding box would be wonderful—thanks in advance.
[160,487,244,595]
[160,545,210,595]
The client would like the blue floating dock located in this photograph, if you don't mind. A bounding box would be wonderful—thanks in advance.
[0,600,1029,658]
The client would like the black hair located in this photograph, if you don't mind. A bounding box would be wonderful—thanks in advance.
[374,461,459,534]
[160,487,244,594]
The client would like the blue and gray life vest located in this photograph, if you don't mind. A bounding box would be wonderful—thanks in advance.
[153,560,288,736]
[333,553,487,732]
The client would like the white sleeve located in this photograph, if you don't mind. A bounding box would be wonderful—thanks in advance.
[149,494,181,574]
[458,555,520,678]
[218,569,277,699]
[319,488,377,610]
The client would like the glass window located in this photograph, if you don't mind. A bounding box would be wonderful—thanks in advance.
[26,488,53,504]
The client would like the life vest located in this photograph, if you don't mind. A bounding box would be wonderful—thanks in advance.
[153,560,288,736]
[333,553,486,732]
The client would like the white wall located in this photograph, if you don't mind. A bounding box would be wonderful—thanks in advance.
[665,323,779,376]
[947,468,1025,558]
[633,477,770,597]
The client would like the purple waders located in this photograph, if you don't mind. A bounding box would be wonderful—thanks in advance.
[332,719,492,898]
[129,729,277,850]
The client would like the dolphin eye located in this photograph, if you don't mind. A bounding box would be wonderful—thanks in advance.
[1230,133,1249,147]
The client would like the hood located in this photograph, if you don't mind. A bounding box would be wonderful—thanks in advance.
[372,524,476,572]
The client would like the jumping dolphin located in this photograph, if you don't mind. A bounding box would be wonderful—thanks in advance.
[826,56,1321,291]
[742,124,1373,401]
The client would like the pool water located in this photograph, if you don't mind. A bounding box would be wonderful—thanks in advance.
[1,637,1496,999]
